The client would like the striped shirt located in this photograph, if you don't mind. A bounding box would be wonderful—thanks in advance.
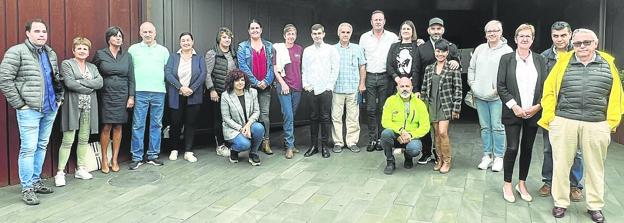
[334,43,366,94]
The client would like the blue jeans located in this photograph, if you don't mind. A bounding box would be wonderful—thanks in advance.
[131,92,165,161]
[475,98,505,158]
[542,129,584,188]
[276,84,302,149]
[230,122,265,154]
[380,129,422,162]
[16,108,57,190]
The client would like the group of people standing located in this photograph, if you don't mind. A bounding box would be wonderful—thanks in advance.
[0,10,621,223]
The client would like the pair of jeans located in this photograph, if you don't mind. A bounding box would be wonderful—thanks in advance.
[309,91,332,147]
[16,108,58,190]
[255,87,271,139]
[229,122,265,154]
[475,98,505,158]
[276,84,302,149]
[380,129,422,162]
[542,129,584,188]
[365,72,389,143]
[131,91,165,161]
[503,121,538,183]
[169,95,201,153]
[331,92,360,147]
[58,110,90,171]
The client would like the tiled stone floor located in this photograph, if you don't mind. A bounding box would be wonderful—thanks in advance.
[0,122,623,222]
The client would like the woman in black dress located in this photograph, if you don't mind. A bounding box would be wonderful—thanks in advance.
[92,26,135,173]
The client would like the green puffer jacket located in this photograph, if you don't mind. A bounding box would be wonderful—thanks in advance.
[0,39,63,110]
[381,92,431,139]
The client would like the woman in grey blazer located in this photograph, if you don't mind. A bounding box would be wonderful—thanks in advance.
[221,69,265,166]
[55,37,103,186]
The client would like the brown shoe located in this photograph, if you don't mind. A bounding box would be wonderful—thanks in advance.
[570,187,583,202]
[262,139,273,155]
[111,162,120,172]
[101,161,110,174]
[440,160,451,174]
[285,148,294,159]
[538,184,551,197]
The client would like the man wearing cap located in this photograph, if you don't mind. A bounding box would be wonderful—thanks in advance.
[415,17,461,165]
[358,10,399,152]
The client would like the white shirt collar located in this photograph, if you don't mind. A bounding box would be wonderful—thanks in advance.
[177,49,197,55]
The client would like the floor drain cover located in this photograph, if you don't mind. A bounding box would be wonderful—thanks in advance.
[107,170,162,187]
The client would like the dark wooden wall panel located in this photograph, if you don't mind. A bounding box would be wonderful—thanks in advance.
[0,0,142,186]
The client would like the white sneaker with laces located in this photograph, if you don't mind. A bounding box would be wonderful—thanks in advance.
[184,152,197,162]
[75,167,93,180]
[492,157,504,172]
[169,150,178,160]
[55,171,66,187]
[478,155,493,170]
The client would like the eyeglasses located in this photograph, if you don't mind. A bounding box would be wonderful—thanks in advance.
[486,29,501,33]
[572,40,594,47]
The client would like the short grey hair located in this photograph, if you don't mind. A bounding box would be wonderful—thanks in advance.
[484,20,502,32]
[337,22,353,34]
[572,28,598,42]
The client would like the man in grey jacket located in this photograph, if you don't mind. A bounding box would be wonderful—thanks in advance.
[0,19,64,205]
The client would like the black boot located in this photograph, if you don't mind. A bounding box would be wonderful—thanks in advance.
[304,146,319,157]
[404,153,413,169]
[384,160,396,175]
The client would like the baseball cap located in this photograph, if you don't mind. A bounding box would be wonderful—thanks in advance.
[429,17,444,26]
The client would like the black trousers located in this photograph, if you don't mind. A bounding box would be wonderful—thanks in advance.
[365,72,389,142]
[209,97,225,145]
[169,95,201,152]
[310,90,332,147]
[503,120,538,183]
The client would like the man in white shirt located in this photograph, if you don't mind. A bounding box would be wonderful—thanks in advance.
[358,10,398,152]
[302,24,340,158]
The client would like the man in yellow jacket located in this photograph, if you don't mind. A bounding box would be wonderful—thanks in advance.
[380,77,430,175]
[538,28,624,223]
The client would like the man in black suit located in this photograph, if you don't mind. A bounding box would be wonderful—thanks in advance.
[414,17,461,164]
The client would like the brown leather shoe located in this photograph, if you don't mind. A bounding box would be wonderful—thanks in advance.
[262,139,273,155]
[538,184,551,197]
[570,187,583,202]
[285,148,294,159]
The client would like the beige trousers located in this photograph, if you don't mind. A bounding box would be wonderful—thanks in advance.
[331,93,360,147]
[549,116,610,210]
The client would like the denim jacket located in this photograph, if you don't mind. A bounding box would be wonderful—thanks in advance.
[237,39,275,86]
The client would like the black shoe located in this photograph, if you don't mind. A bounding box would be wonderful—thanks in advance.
[366,141,376,152]
[304,146,319,157]
[33,181,54,194]
[404,155,414,169]
[249,153,261,166]
[146,158,164,166]
[417,154,432,165]
[552,207,566,218]
[229,150,239,163]
[321,146,331,158]
[129,161,143,170]
[375,139,383,151]
[587,210,605,223]
[384,161,396,175]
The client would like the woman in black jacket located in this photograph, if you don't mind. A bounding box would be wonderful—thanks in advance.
[386,20,422,96]
[205,27,238,154]
[497,24,547,203]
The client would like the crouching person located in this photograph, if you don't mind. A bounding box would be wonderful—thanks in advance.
[380,77,430,175]
[221,69,265,166]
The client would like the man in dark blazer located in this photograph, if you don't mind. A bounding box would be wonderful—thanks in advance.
[414,17,461,164]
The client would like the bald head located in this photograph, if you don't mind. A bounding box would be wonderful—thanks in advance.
[397,77,413,99]
[139,22,157,45]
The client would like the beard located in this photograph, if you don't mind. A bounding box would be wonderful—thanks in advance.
[400,90,411,99]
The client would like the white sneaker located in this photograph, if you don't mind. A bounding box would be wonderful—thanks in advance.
[217,144,230,157]
[184,152,197,163]
[169,150,178,161]
[492,157,504,172]
[478,155,493,170]
[75,167,93,180]
[392,148,403,156]
[55,171,66,187]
